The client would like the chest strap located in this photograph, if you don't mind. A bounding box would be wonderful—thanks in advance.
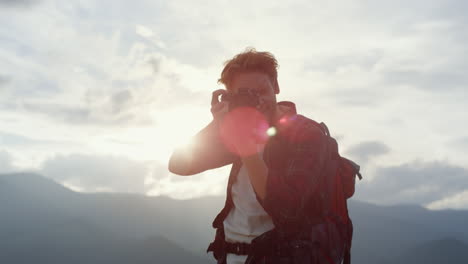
[224,241,252,256]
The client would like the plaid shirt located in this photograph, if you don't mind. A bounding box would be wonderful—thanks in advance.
[190,102,342,263]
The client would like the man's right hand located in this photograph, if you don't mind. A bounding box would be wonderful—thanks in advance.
[211,89,229,121]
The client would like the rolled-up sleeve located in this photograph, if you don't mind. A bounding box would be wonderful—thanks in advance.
[258,124,327,229]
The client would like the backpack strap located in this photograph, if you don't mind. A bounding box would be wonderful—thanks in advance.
[344,250,351,264]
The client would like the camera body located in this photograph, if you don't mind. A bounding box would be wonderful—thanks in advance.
[220,88,260,111]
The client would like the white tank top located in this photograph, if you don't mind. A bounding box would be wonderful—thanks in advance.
[223,151,275,264]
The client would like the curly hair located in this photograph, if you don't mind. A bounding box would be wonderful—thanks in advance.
[218,47,279,90]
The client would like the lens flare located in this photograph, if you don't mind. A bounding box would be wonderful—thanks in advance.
[219,107,269,157]
[266,127,277,137]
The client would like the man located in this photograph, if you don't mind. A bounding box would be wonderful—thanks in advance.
[168,48,349,264]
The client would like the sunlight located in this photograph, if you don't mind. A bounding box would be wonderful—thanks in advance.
[149,106,210,162]
[83,106,210,166]
[146,167,230,199]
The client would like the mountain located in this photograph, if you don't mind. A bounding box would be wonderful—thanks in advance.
[2,233,209,264]
[1,172,468,264]
[0,172,222,253]
[349,201,468,263]
[0,172,214,264]
[391,238,468,264]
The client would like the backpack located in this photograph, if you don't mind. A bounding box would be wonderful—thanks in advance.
[210,117,362,264]
[312,121,362,264]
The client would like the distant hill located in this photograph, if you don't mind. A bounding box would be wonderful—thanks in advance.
[391,238,468,264]
[349,199,468,263]
[0,172,215,264]
[1,172,468,264]
[2,232,209,264]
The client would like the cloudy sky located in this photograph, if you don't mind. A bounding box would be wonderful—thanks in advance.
[1,0,467,209]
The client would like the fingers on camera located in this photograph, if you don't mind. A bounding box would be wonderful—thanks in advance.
[211,89,227,106]
[212,89,226,96]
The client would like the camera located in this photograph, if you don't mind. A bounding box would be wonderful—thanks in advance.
[217,88,260,111]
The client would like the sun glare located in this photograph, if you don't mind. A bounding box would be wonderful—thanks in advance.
[89,106,209,165]
[151,106,209,160]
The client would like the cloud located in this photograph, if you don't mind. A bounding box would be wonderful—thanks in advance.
[20,97,154,127]
[0,74,9,86]
[0,0,38,7]
[22,102,90,123]
[40,153,168,194]
[135,24,154,38]
[370,6,468,94]
[303,51,383,74]
[0,149,15,173]
[426,190,468,210]
[448,136,468,152]
[0,18,207,127]
[1,0,468,205]
[148,57,161,75]
[0,131,76,147]
[149,167,231,199]
[0,0,208,127]
[0,74,10,101]
[381,69,467,93]
[345,141,391,165]
[110,89,133,114]
[0,131,55,146]
[356,160,468,207]
[295,0,468,110]
[0,74,61,110]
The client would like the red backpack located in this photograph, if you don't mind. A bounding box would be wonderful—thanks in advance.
[312,121,362,264]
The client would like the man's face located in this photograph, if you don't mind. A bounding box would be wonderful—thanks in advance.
[229,71,279,123]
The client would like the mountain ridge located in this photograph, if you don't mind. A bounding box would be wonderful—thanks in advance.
[2,172,468,264]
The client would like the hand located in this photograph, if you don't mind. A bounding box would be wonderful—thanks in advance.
[210,89,229,122]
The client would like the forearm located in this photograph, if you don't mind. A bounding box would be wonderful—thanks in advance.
[168,147,195,176]
[168,120,235,175]
[242,153,268,200]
